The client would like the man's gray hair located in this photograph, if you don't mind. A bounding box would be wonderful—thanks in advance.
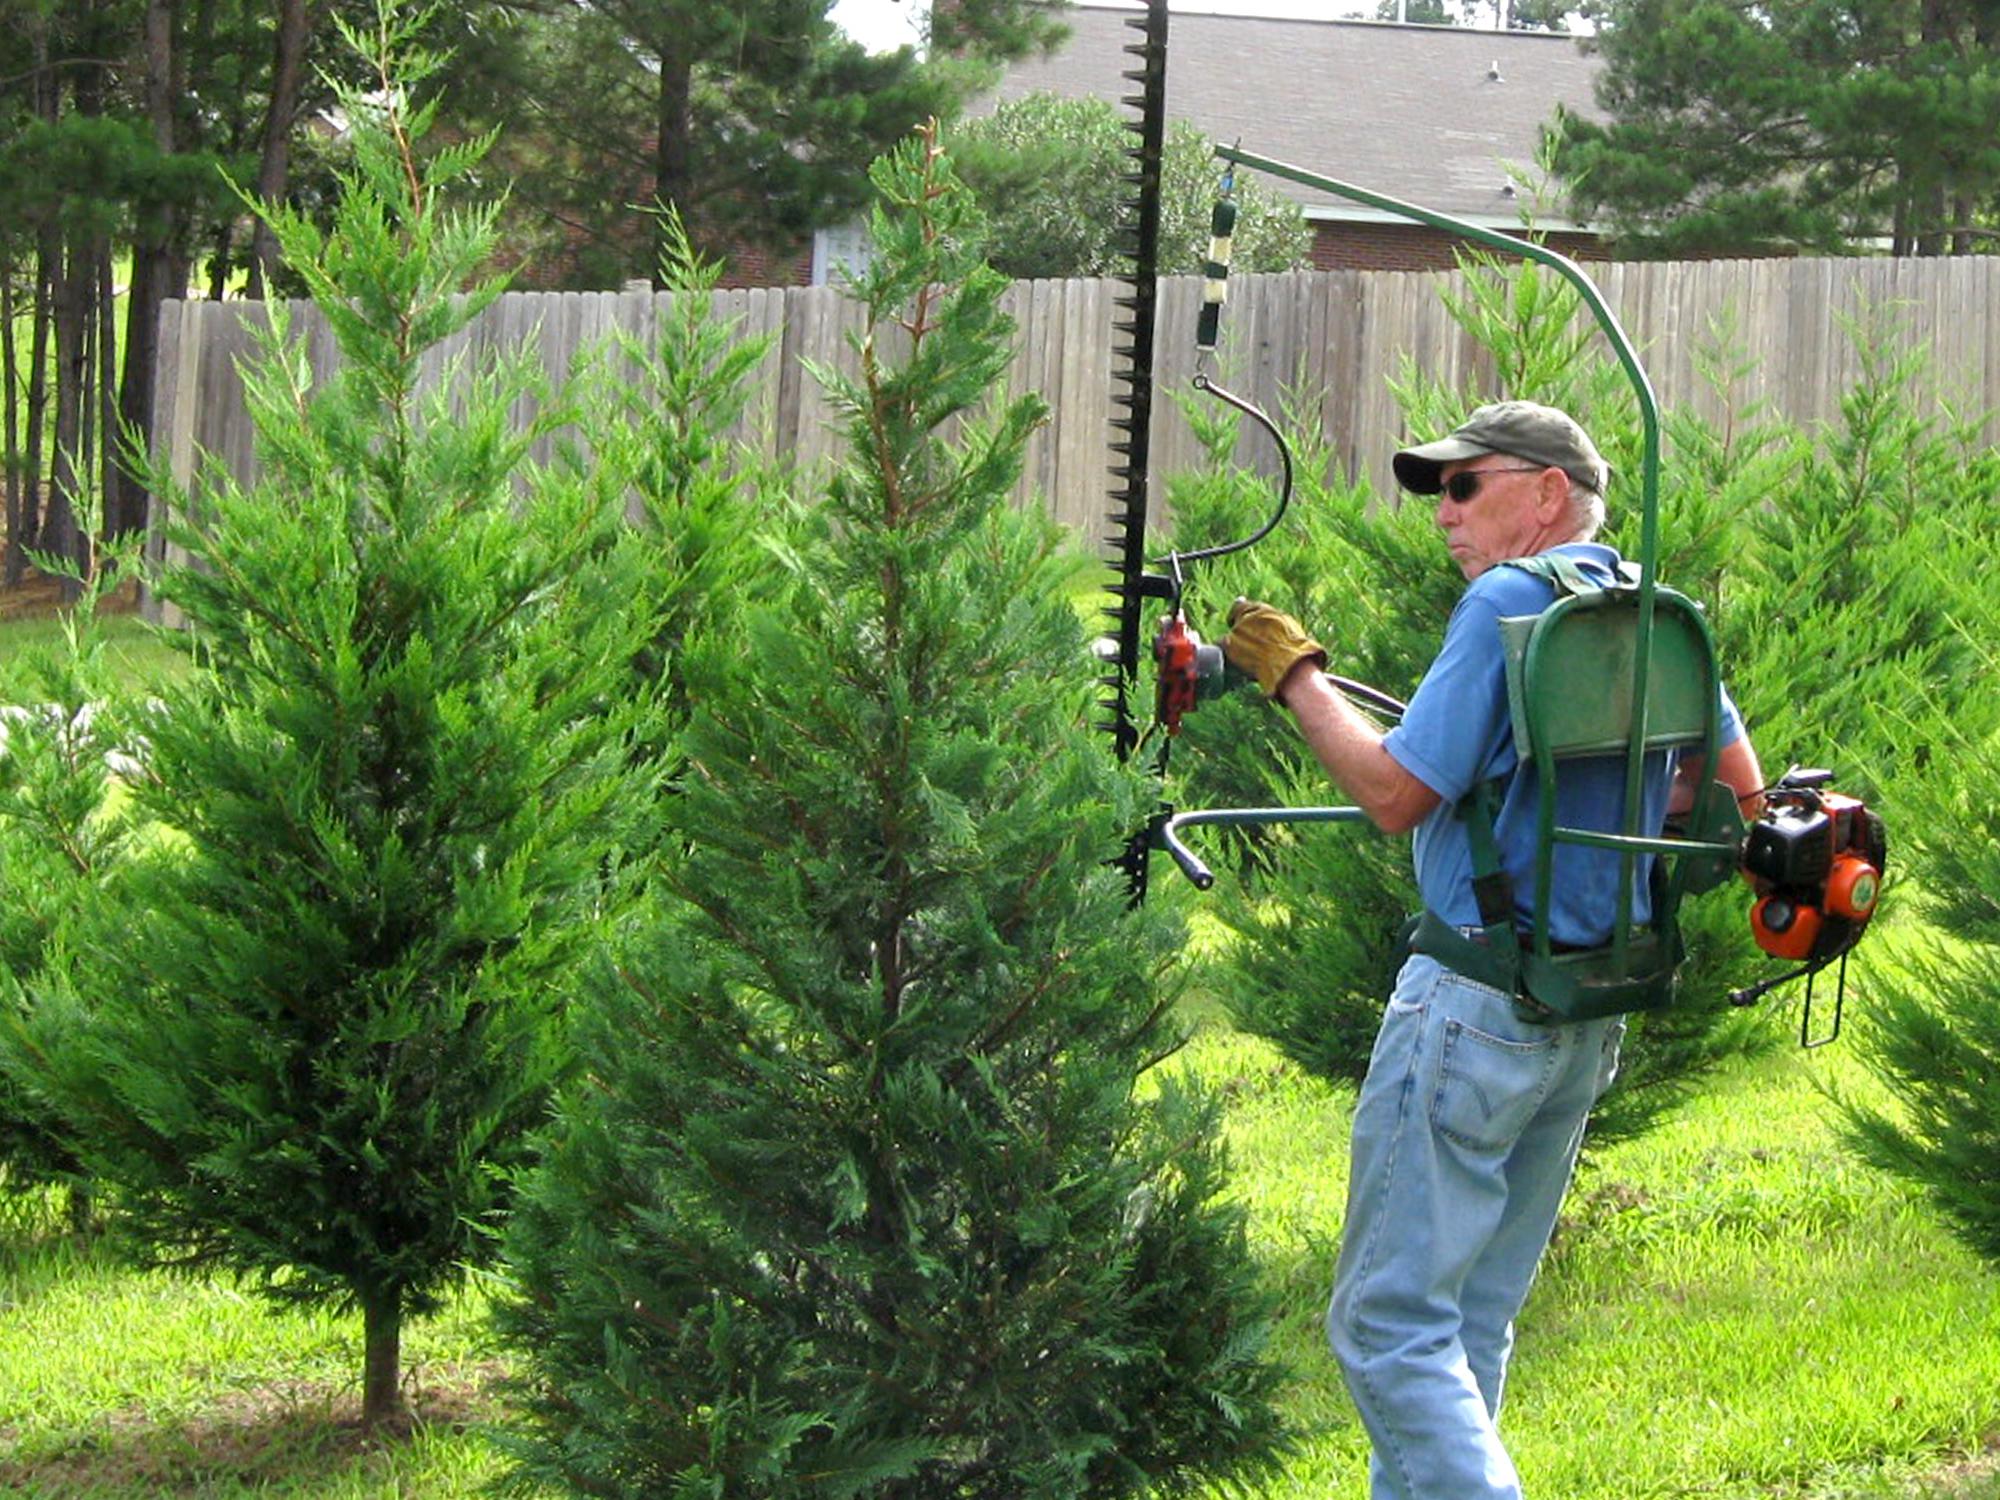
[1569,484,1606,542]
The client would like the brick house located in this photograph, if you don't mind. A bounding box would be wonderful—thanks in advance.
[980,5,1607,273]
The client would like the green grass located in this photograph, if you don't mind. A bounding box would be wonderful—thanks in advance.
[3,606,1997,1495]
[1175,936,2000,1499]
[4,988,1997,1497]
[0,611,188,696]
[0,1223,513,1497]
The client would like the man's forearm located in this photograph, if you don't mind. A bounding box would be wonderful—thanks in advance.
[1277,662,1440,835]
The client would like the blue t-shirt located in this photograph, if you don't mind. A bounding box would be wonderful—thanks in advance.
[1381,542,1744,946]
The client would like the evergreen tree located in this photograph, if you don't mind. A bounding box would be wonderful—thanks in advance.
[1838,643,2000,1269]
[1717,318,2000,798]
[0,539,143,1210]
[1551,0,2000,256]
[435,0,1068,287]
[953,94,1311,280]
[587,207,800,736]
[8,5,657,1429]
[495,123,1287,1499]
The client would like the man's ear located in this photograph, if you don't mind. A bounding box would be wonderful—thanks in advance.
[1535,466,1571,523]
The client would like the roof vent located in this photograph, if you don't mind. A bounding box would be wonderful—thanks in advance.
[1488,60,1504,82]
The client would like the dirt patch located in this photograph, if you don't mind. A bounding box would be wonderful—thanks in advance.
[1919,1436,2000,1497]
[0,1359,509,1495]
[0,569,142,621]
[0,570,67,620]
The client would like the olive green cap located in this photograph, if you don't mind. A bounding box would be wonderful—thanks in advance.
[1393,400,1611,496]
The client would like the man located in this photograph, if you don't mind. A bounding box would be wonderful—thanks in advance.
[1221,401,1764,1499]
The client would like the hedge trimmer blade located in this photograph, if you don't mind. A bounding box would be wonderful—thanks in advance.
[1103,0,1170,897]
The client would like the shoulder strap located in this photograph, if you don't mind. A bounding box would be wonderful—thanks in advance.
[1495,550,1605,599]
[1407,776,1522,998]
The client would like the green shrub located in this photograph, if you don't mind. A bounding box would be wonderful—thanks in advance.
[494,126,1289,1500]
[6,11,659,1428]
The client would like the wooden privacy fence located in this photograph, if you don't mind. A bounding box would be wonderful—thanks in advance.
[148,256,2000,571]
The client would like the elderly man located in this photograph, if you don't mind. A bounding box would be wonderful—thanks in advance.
[1223,402,1764,1499]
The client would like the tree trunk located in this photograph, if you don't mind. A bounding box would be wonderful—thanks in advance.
[96,238,117,563]
[207,226,234,302]
[44,233,88,591]
[17,15,57,574]
[3,262,22,585]
[24,234,53,563]
[360,1285,408,1429]
[113,0,185,541]
[652,33,694,287]
[246,0,311,300]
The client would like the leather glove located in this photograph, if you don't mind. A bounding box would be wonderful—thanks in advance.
[1221,597,1326,702]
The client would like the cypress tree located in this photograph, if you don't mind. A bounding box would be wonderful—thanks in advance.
[495,123,1287,1499]
[1838,657,2000,1266]
[12,4,657,1429]
[0,546,142,1212]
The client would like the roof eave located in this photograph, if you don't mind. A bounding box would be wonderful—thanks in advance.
[1302,203,1601,236]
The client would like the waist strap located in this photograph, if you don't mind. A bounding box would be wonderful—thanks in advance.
[1409,909,1682,1023]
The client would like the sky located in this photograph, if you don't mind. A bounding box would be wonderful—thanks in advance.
[829,0,1384,55]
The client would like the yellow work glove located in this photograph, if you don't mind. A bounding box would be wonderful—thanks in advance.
[1221,597,1326,702]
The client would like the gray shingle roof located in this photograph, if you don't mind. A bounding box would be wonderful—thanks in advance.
[985,5,1603,229]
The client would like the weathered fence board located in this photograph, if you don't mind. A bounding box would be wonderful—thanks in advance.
[148,257,2000,602]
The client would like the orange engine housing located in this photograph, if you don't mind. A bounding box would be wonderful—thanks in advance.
[1752,895,1824,961]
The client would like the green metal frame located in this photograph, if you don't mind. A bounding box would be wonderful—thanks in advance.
[1192,146,1741,978]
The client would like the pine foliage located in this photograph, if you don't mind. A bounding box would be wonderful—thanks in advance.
[495,124,1287,1500]
[8,4,658,1426]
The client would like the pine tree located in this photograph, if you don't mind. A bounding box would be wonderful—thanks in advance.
[8,3,658,1429]
[495,122,1288,1499]
[1550,0,2000,256]
[433,0,1068,286]
[588,206,799,740]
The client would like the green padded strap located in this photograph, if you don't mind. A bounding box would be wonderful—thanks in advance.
[1462,777,1517,943]
[1496,550,1601,599]
[1409,909,1517,996]
[1407,778,1522,996]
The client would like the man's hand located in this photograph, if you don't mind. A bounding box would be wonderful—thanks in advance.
[1221,598,1327,702]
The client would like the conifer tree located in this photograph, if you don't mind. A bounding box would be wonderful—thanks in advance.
[589,207,798,741]
[1838,650,2000,1268]
[10,3,657,1429]
[495,123,1287,1499]
[0,541,143,1211]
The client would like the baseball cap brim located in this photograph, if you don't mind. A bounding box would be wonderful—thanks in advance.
[1391,435,1498,496]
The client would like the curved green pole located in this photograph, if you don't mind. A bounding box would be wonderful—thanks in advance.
[1216,146,1663,932]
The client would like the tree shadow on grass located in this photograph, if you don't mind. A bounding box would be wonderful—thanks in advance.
[0,1360,506,1498]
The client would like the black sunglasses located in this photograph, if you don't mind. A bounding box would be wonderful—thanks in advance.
[1441,465,1547,503]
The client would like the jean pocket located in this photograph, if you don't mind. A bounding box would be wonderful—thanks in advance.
[1431,1018,1560,1152]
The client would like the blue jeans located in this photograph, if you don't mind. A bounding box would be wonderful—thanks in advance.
[1328,953,1624,1499]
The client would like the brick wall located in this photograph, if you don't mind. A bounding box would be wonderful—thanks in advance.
[718,242,814,289]
[1310,220,1609,273]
